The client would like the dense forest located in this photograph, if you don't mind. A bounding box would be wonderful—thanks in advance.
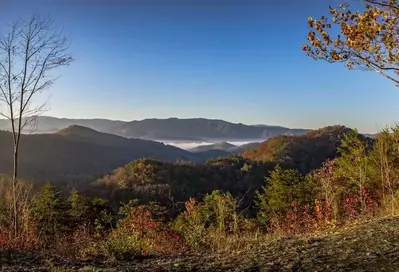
[2,124,399,268]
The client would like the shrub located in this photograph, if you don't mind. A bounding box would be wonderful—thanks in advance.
[256,166,315,228]
[103,230,143,261]
[174,191,248,252]
[31,183,66,249]
[174,197,207,249]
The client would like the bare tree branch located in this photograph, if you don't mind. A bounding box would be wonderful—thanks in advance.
[364,0,399,11]
[0,13,73,238]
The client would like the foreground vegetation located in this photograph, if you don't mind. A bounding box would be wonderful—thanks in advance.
[1,216,398,271]
[0,126,399,271]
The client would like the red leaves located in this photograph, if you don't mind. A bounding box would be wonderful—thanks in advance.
[279,199,335,235]
[127,205,161,233]
[118,204,187,255]
[345,194,360,218]
[0,228,9,249]
[344,187,377,218]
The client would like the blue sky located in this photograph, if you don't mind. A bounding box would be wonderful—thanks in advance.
[1,0,398,133]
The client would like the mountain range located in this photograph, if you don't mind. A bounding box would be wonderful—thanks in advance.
[0,116,308,142]
[0,125,203,183]
[0,119,374,185]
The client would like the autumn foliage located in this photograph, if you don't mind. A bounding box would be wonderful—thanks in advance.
[302,0,399,85]
[1,125,399,261]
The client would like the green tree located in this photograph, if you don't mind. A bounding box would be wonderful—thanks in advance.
[31,183,65,247]
[369,126,399,214]
[312,159,344,221]
[202,190,240,234]
[336,130,372,212]
[256,166,315,227]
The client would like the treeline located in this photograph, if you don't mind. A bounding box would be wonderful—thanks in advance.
[0,127,398,260]
[85,126,358,209]
[88,156,274,215]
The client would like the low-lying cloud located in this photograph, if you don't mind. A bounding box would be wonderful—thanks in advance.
[164,141,261,150]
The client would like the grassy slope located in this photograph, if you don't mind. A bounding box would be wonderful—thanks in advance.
[2,216,398,271]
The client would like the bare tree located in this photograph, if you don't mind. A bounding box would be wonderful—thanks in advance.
[0,13,73,236]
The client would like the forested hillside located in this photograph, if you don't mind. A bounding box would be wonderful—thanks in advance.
[0,126,200,183]
[82,125,371,211]
[116,118,308,140]
[242,125,370,173]
[90,156,273,210]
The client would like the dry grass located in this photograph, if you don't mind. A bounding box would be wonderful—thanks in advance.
[1,215,398,271]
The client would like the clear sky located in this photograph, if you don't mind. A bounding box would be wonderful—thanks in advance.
[1,0,398,133]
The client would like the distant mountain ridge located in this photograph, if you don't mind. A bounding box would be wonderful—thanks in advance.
[115,118,308,140]
[0,125,203,183]
[0,116,308,141]
[0,116,124,134]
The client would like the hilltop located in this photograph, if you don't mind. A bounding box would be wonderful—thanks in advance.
[0,116,308,141]
[188,141,261,159]
[242,125,363,173]
[117,118,308,140]
[0,126,200,183]
[0,116,124,134]
[189,142,237,152]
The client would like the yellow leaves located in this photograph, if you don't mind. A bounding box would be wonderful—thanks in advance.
[307,31,316,42]
[372,6,380,17]
[315,21,324,31]
[341,21,348,31]
[302,0,399,86]
[314,38,322,47]
[330,50,341,60]
[308,17,313,28]
[346,39,355,48]
[329,5,338,16]
[321,31,332,45]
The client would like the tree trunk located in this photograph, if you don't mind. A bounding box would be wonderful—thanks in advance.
[12,144,18,237]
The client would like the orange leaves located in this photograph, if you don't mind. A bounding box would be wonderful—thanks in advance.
[185,197,198,215]
[120,205,161,233]
[321,31,332,45]
[308,17,313,28]
[330,50,341,60]
[117,204,187,255]
[302,0,399,85]
[307,31,316,42]
[277,199,333,234]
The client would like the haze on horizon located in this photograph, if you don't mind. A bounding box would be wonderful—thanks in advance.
[1,0,397,134]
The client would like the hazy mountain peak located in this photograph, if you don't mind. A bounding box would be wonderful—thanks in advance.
[57,125,100,136]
